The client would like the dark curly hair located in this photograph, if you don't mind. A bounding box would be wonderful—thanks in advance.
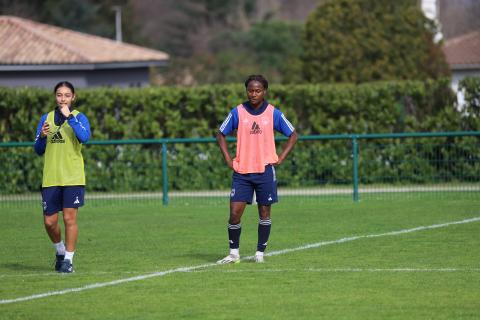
[244,75,268,90]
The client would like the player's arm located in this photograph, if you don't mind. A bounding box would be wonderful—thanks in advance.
[68,112,91,143]
[277,131,297,165]
[216,132,233,170]
[216,109,238,170]
[273,108,297,165]
[34,114,48,155]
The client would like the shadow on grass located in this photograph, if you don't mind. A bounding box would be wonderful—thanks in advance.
[1,263,50,272]
[178,252,220,263]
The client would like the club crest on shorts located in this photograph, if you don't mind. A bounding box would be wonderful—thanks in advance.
[230,188,235,197]
[73,196,80,204]
[42,201,47,210]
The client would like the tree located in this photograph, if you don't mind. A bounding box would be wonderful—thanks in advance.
[303,0,450,83]
[161,20,304,85]
[131,0,256,58]
[132,0,316,84]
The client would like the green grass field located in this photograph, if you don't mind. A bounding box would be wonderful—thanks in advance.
[1,194,479,319]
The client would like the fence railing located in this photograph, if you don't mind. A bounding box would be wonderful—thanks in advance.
[1,131,479,205]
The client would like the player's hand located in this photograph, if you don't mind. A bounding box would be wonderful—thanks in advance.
[226,158,234,170]
[40,122,50,138]
[59,105,71,118]
[274,156,285,166]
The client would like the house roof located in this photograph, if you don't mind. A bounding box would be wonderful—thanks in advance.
[0,15,169,67]
[443,30,480,70]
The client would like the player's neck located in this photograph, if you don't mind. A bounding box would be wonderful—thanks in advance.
[250,100,263,110]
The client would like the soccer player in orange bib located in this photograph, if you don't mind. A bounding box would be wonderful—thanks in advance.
[216,75,298,263]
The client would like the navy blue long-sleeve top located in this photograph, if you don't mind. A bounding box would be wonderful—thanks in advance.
[34,108,91,155]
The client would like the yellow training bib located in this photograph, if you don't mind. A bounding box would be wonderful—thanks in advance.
[42,110,85,187]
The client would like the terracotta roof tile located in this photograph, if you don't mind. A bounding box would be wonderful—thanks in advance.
[0,15,169,65]
[443,30,480,67]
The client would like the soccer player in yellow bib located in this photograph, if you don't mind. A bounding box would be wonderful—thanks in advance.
[34,81,91,273]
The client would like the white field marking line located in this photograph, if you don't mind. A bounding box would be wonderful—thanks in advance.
[0,264,216,305]
[254,216,480,260]
[0,271,148,278]
[1,216,479,305]
[305,268,480,272]
[3,267,480,278]
[189,268,480,273]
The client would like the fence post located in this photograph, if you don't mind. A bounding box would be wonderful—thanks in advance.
[162,142,169,205]
[352,137,359,202]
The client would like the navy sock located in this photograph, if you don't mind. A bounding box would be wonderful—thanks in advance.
[257,218,271,252]
[228,223,241,250]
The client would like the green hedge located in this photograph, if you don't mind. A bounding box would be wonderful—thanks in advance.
[0,78,479,193]
[0,78,470,141]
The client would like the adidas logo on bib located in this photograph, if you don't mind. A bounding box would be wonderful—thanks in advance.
[250,121,262,134]
[51,131,65,144]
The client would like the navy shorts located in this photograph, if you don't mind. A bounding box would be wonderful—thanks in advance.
[41,186,85,215]
[230,165,278,205]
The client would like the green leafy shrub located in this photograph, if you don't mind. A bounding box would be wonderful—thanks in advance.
[0,79,478,193]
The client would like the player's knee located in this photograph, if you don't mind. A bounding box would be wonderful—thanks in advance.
[259,213,270,221]
[44,219,57,229]
[258,207,271,219]
[229,214,242,225]
[63,215,77,226]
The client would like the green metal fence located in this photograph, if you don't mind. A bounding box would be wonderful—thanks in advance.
[0,131,479,208]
